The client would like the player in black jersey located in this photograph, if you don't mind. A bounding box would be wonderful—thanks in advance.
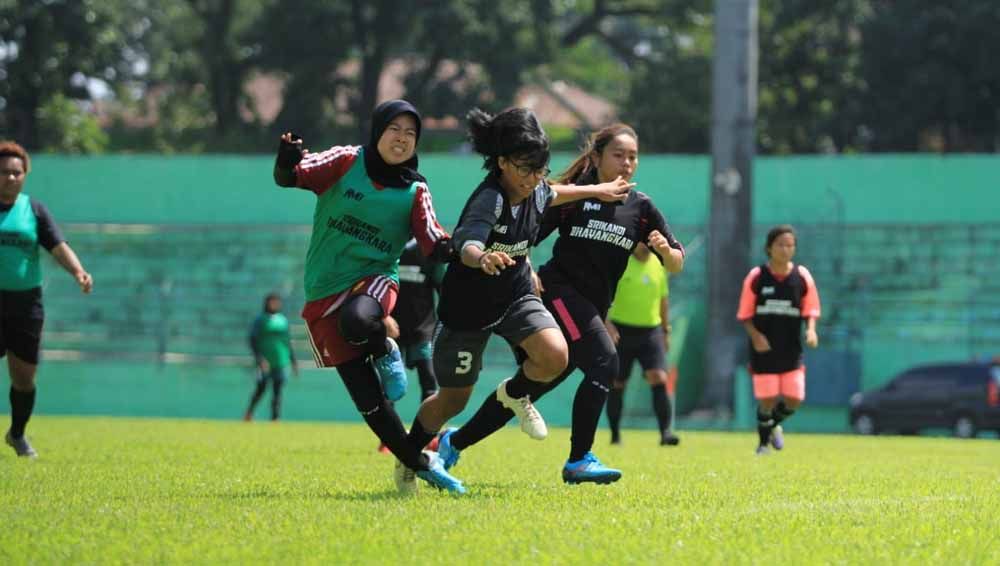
[431,124,685,484]
[737,225,821,455]
[397,109,635,486]
[386,238,444,402]
[1,141,93,459]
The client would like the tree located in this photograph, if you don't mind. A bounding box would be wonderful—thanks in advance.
[0,0,135,149]
[756,0,870,154]
[861,1,1000,152]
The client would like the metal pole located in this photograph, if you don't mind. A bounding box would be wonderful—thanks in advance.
[700,0,758,415]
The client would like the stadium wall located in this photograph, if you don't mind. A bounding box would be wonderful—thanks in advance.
[13,154,1000,431]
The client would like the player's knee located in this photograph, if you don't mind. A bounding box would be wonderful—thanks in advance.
[581,352,617,392]
[533,346,568,380]
[757,396,779,411]
[10,372,36,391]
[644,369,667,386]
[783,397,802,410]
[338,295,383,345]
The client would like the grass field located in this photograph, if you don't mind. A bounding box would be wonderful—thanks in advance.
[2,416,999,565]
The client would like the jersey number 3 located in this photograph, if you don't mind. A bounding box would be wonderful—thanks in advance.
[455,351,473,374]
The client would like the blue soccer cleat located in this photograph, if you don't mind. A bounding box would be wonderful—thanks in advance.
[373,337,407,402]
[562,452,621,485]
[437,428,461,470]
[416,451,466,494]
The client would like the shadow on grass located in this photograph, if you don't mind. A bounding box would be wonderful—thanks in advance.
[200,487,491,502]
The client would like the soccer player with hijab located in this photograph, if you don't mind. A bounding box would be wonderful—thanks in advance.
[273,100,464,493]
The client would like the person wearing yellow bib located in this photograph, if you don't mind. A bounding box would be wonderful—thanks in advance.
[606,242,679,446]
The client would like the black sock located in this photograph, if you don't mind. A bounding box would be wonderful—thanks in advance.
[756,406,775,447]
[337,358,427,470]
[568,373,610,462]
[449,392,514,451]
[271,380,284,420]
[503,369,547,400]
[607,388,623,439]
[651,384,670,434]
[9,387,36,439]
[247,381,266,414]
[414,358,438,401]
[406,417,438,452]
[771,401,796,425]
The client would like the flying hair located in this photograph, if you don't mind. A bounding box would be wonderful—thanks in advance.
[466,107,550,174]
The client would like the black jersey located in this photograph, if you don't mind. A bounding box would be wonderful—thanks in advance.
[743,264,820,373]
[395,238,443,339]
[537,190,682,315]
[438,174,554,330]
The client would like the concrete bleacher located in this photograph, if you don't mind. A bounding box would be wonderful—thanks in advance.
[37,222,1000,381]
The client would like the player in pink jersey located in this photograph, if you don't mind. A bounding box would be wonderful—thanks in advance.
[737,225,821,455]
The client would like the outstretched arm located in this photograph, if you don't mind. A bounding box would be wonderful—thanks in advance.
[549,176,635,207]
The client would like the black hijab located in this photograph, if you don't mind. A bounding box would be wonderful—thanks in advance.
[364,99,427,188]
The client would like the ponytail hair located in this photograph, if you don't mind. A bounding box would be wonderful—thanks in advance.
[466,107,550,174]
[558,123,638,184]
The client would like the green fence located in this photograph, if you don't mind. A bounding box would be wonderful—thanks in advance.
[7,154,1000,432]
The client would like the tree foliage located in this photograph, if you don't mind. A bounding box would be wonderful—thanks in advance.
[2,0,998,154]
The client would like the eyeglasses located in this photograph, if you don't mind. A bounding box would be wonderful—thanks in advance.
[514,164,551,178]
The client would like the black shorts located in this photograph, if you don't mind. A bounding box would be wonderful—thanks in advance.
[433,294,558,388]
[613,322,666,381]
[0,288,45,365]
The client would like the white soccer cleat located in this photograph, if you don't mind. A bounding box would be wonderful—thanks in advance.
[496,378,548,440]
[394,459,418,496]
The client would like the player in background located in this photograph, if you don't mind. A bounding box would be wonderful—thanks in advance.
[1,141,93,458]
[272,100,464,493]
[385,238,444,403]
[605,242,680,446]
[377,237,445,453]
[432,124,684,485]
[396,109,636,489]
[244,293,299,422]
[737,225,821,455]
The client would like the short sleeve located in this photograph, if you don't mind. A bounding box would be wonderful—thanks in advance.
[453,187,503,252]
[31,200,65,252]
[293,145,361,195]
[736,267,761,320]
[798,265,822,318]
[643,199,684,261]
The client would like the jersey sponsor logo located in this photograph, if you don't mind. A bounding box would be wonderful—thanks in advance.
[493,224,508,234]
[583,202,602,212]
[568,219,634,250]
[0,231,33,249]
[756,299,801,317]
[398,264,427,283]
[327,214,392,253]
[344,188,364,201]
[486,239,530,257]
[761,286,775,295]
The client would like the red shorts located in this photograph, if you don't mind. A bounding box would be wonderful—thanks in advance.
[302,275,398,368]
[752,367,806,401]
